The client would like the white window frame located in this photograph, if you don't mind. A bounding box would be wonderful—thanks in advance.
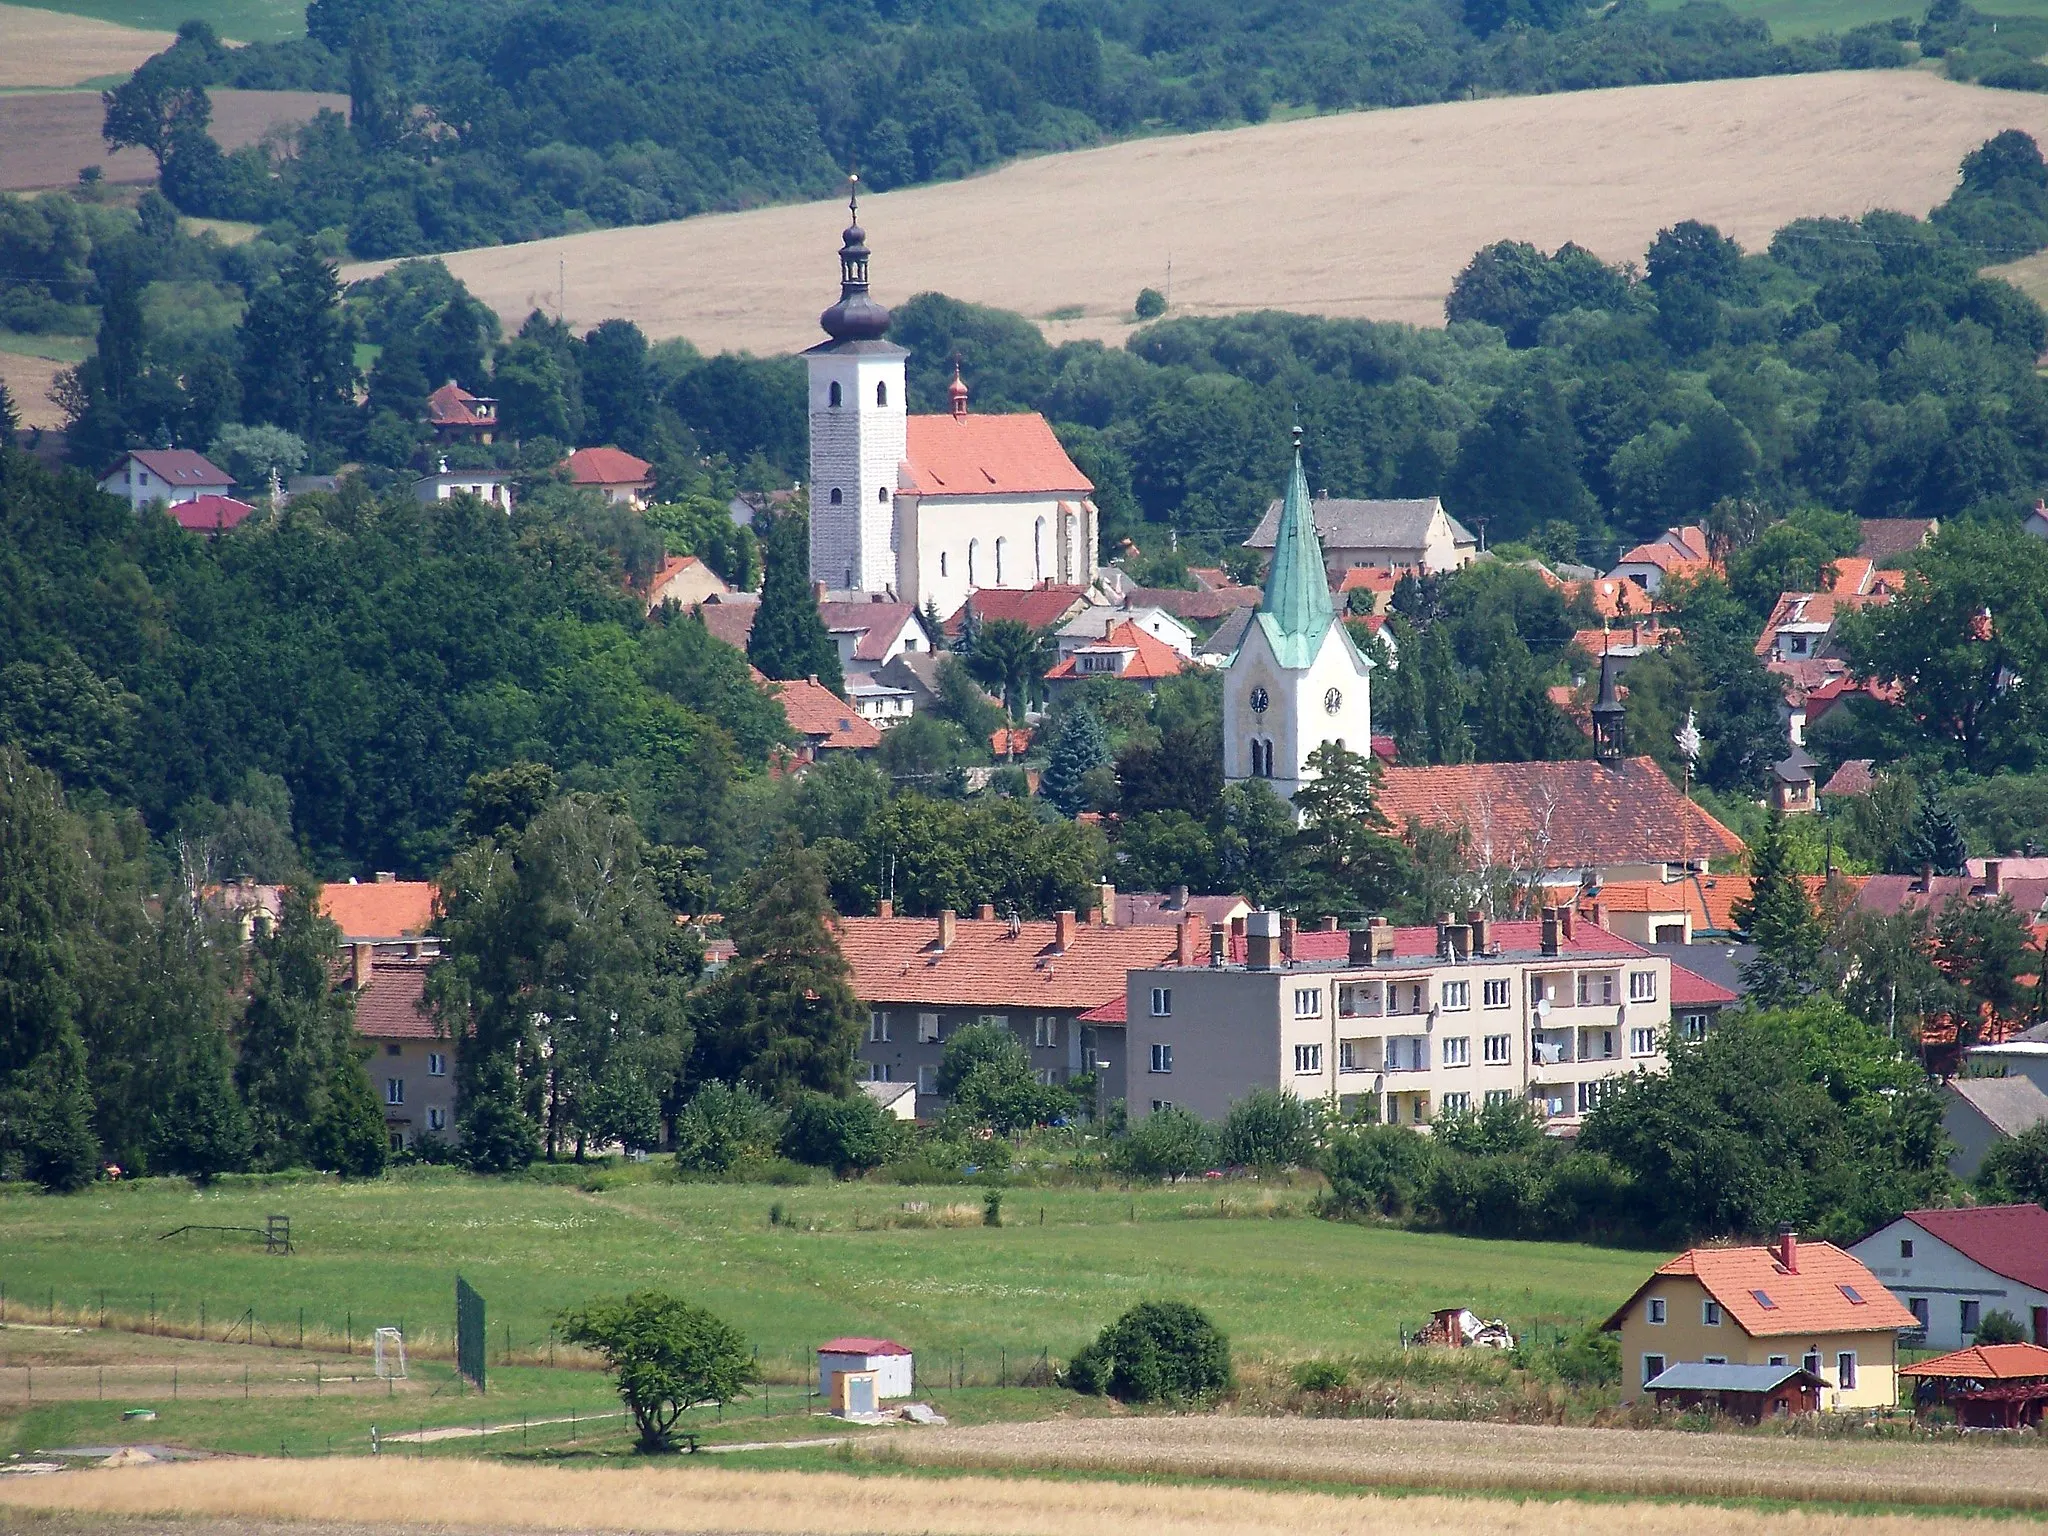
[1483,1033,1511,1065]
[869,1011,891,1044]
[1150,987,1172,1017]
[1339,1039,1367,1073]
[1293,1042,1322,1075]
[1293,987,1323,1019]
[1150,1043,1173,1074]
[1577,971,1616,1007]
[1629,1026,1659,1057]
[1442,980,1470,1011]
[1034,1016,1059,1049]
[1441,1090,1471,1116]
[917,1012,941,1043]
[1033,1068,1058,1087]
[1629,969,1657,1003]
[1837,1351,1857,1390]
[1482,978,1511,1009]
[427,1052,446,1076]
[1680,1012,1709,1042]
[1483,1088,1514,1108]
[385,1078,404,1106]
[1150,1099,1173,1112]
[1646,1297,1666,1325]
[1441,1036,1470,1067]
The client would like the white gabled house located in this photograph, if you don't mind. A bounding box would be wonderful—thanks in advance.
[1847,1205,2048,1352]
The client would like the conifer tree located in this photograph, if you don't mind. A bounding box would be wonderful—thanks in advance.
[1734,807,1822,1007]
[1041,705,1109,815]
[747,508,842,692]
[1905,791,1968,877]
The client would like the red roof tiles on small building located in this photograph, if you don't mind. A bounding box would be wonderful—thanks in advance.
[563,446,653,487]
[425,382,494,428]
[1900,1205,2048,1294]
[1900,1343,2048,1380]
[1043,620,1186,682]
[946,585,1092,637]
[1821,759,1877,797]
[1670,962,1737,1007]
[168,494,256,533]
[816,599,920,662]
[772,676,882,751]
[901,413,1092,497]
[696,595,760,650]
[834,914,1182,1011]
[1857,517,1937,563]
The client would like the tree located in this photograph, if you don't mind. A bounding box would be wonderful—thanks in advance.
[1933,894,2031,1046]
[936,1021,1071,1132]
[1041,705,1109,816]
[1973,1309,2028,1345]
[101,74,210,170]
[672,1081,779,1174]
[559,1292,754,1451]
[778,1090,901,1175]
[347,16,403,149]
[1115,1105,1213,1180]
[1218,1087,1316,1171]
[967,618,1044,717]
[1289,740,1410,921]
[581,318,654,451]
[1066,1301,1231,1403]
[931,655,1007,744]
[747,509,841,691]
[208,423,307,490]
[1977,1120,2048,1205]
[237,239,358,454]
[1317,1122,1434,1217]
[1905,792,1969,877]
[1734,808,1823,1007]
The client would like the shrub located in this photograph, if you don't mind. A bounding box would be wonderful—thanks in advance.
[1317,1122,1434,1217]
[1219,1087,1317,1171]
[1517,1323,1622,1387]
[1975,1309,2027,1344]
[778,1090,903,1176]
[1134,286,1167,319]
[1291,1358,1349,1392]
[1114,1105,1213,1180]
[1067,1300,1231,1403]
[673,1081,780,1174]
[558,1291,755,1451]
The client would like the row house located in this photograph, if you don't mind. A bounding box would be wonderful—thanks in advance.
[1125,907,1682,1131]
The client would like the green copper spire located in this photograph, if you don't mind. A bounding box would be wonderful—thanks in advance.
[1258,428,1336,661]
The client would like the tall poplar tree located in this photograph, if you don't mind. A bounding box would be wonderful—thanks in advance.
[747,508,842,691]
[1734,808,1823,1007]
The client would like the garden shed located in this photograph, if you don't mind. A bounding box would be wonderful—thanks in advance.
[1644,1361,1825,1421]
[817,1337,913,1406]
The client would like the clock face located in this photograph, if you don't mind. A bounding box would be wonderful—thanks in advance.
[1324,687,1343,715]
[1249,687,1269,714]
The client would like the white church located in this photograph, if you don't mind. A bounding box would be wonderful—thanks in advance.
[804,187,1099,618]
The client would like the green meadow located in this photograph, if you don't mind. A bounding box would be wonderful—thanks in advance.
[8,0,305,43]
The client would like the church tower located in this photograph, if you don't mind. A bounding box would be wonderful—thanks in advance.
[1223,431,1375,804]
[804,177,907,594]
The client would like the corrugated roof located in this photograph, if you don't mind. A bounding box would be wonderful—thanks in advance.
[1645,1361,1820,1393]
[835,914,1182,1010]
[320,881,437,940]
[901,413,1091,497]
[1608,1241,1916,1337]
[1902,1205,2048,1293]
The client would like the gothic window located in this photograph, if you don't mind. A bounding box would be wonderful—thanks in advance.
[878,487,889,502]
[829,381,842,407]
[1250,738,1274,777]
[995,537,1006,584]
[876,381,888,406]
[1034,517,1045,581]
[968,539,979,586]
[829,488,842,505]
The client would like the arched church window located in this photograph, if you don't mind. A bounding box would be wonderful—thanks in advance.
[876,381,888,406]
[829,381,842,407]
[1034,517,1045,582]
[878,487,889,503]
[995,537,1006,585]
[940,551,948,577]
[829,488,842,505]
[968,539,979,586]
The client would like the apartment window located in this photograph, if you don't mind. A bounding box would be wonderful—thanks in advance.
[869,1063,892,1082]
[1483,1034,1512,1065]
[1900,1239,1914,1259]
[1962,1300,1982,1335]
[1837,1352,1857,1390]
[1150,1043,1174,1074]
[1802,1351,1822,1378]
[978,1013,1009,1029]
[1441,1091,1471,1116]
[1482,978,1511,1009]
[1034,1068,1058,1087]
[1339,1040,1367,1073]
[1484,1088,1514,1108]
[1151,987,1173,1017]
[918,1012,941,1043]
[1294,987,1323,1018]
[386,1042,402,1056]
[1577,1080,1606,1114]
[1442,1036,1470,1067]
[869,1011,891,1043]
[1034,1016,1059,1048]
[426,1107,446,1132]
[1293,1043,1323,1075]
[917,1064,937,1094]
[1642,1353,1666,1386]
[1680,1013,1709,1042]
[1628,970,1657,1003]
[428,1052,446,1076]
[1647,1297,1666,1325]
[1150,1099,1173,1113]
[1576,971,1615,1007]
[1441,980,1470,1011]
[385,1078,404,1106]
[1628,1026,1659,1057]
[1703,1300,1722,1327]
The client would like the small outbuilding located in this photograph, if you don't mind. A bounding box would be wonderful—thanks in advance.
[1899,1343,2048,1428]
[817,1337,913,1409]
[1645,1361,1825,1421]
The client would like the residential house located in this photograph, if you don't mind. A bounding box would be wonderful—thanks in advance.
[1056,604,1196,661]
[1243,496,1476,578]
[1569,618,1677,664]
[1941,1076,2048,1180]
[1821,759,1877,799]
[836,906,1192,1113]
[1565,576,1657,622]
[991,726,1032,759]
[321,876,439,946]
[945,583,1097,646]
[817,596,929,683]
[1848,1205,2048,1350]
[1858,517,1936,563]
[1668,961,1739,1042]
[1966,1021,2048,1096]
[696,593,760,651]
[1605,1227,1916,1409]
[1585,873,1853,946]
[846,678,915,729]
[768,676,882,760]
[1334,566,1401,615]
[857,1081,917,1121]
[873,650,951,713]
[1772,744,1818,814]
[166,494,257,535]
[424,382,497,446]
[563,446,654,507]
[1096,882,1252,931]
[1115,582,1264,628]
[413,459,512,510]
[346,948,455,1152]
[642,554,730,612]
[1756,559,1904,666]
[1848,861,2048,924]
[1125,907,1675,1131]
[1043,619,1187,694]
[98,449,234,510]
[1609,525,1714,595]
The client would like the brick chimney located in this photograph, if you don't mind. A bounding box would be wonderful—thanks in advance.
[1099,881,1118,925]
[978,902,996,921]
[1349,926,1373,965]
[374,870,396,884]
[1559,905,1575,941]
[1541,907,1561,957]
[1775,1222,1799,1274]
[1245,911,1280,971]
[936,909,956,951]
[1467,909,1489,954]
[352,942,374,992]
[1320,916,1339,932]
[1054,910,1077,952]
[1280,915,1298,961]
[812,580,827,602]
[877,898,894,919]
[1985,860,2004,896]
[1210,923,1227,967]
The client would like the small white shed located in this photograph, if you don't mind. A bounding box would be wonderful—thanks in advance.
[817,1337,913,1402]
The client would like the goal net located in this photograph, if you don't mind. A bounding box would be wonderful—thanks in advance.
[373,1326,407,1380]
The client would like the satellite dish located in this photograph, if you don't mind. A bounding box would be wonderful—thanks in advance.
[1534,998,1551,1018]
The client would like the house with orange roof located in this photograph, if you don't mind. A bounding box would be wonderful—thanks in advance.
[1583,872,1856,946]
[768,675,882,760]
[423,382,497,445]
[344,948,452,1152]
[1605,1226,1917,1409]
[320,877,438,944]
[1609,525,1714,595]
[1044,619,1187,693]
[640,554,730,612]
[837,905,1194,1111]
[563,446,654,507]
[1568,617,1677,663]
[1899,1343,2048,1427]
[1565,576,1657,622]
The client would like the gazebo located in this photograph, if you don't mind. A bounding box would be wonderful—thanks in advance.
[1900,1343,2048,1428]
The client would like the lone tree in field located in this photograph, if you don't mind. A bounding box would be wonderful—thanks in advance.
[559,1292,755,1451]
[1066,1300,1231,1403]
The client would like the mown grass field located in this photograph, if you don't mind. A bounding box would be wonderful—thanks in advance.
[3,0,302,44]
[0,1170,1652,1380]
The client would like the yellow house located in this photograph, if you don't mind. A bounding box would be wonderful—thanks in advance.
[1605,1228,1918,1412]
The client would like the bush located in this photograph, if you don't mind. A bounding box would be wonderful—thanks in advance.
[1317,1123,1434,1217]
[673,1081,780,1174]
[558,1291,755,1451]
[1515,1323,1621,1387]
[1975,1309,2028,1344]
[1134,287,1167,320]
[1977,1120,2048,1204]
[1113,1105,1213,1180]
[778,1090,903,1176]
[1291,1358,1349,1392]
[1219,1087,1317,1171]
[1067,1300,1231,1402]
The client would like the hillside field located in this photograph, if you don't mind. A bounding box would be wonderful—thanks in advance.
[0,0,301,44]
[0,1171,1651,1379]
[0,2,171,87]
[343,72,2048,357]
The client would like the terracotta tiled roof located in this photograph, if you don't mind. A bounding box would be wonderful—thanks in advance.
[1187,567,1248,594]
[817,599,918,662]
[126,449,233,488]
[1114,892,1249,927]
[350,955,438,1040]
[1857,518,1936,562]
[1336,566,1402,594]
[320,881,438,940]
[992,727,1033,757]
[834,914,1181,1009]
[1853,874,2048,920]
[1589,875,1851,936]
[1822,759,1877,797]
[1078,995,1126,1023]
[563,446,652,486]
[424,383,492,427]
[168,494,256,533]
[1377,757,1744,871]
[901,413,1091,497]
[697,596,759,650]
[1044,620,1185,682]
[947,585,1091,636]
[1566,577,1657,621]
[771,677,881,750]
[1900,1205,2048,1292]
[1608,1242,1916,1337]
[1614,525,1713,574]
[1570,620,1675,657]
[816,1337,911,1356]
[1670,962,1737,1006]
[1900,1343,2048,1380]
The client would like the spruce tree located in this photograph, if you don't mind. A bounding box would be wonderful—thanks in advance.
[1041,705,1109,816]
[1905,791,1968,877]
[236,883,359,1169]
[1734,807,1822,1007]
[17,1021,100,1190]
[747,509,842,691]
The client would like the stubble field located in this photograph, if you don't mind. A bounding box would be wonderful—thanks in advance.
[0,2,171,87]
[343,71,2048,356]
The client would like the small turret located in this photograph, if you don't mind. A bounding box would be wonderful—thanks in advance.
[1592,650,1626,765]
[818,175,892,344]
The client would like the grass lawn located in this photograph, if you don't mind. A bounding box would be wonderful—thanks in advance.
[7,0,302,42]
[0,330,90,363]
[0,1171,1654,1383]
[1650,0,2048,34]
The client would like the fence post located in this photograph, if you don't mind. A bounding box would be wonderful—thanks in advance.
[299,1308,304,1349]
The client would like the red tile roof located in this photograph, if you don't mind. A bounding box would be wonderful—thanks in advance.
[1567,577,1657,621]
[1615,525,1713,574]
[1078,995,1126,1023]
[563,446,652,486]
[1900,1343,2048,1380]
[1821,759,1877,797]
[1857,518,1936,562]
[834,915,1182,1010]
[992,727,1033,757]
[816,1338,911,1357]
[901,413,1092,497]
[771,677,882,750]
[1609,1241,1917,1338]
[320,881,438,939]
[1044,620,1186,682]
[1336,566,1401,594]
[350,955,438,1040]
[947,585,1091,636]
[1571,620,1676,657]
[1670,962,1737,1006]
[168,494,256,533]
[817,599,919,662]
[1901,1205,2048,1293]
[127,449,232,488]
[1376,757,1744,871]
[1853,874,2048,919]
[1589,875,1853,936]
[425,382,493,428]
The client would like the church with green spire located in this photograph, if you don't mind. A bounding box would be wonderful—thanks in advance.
[1223,431,1376,805]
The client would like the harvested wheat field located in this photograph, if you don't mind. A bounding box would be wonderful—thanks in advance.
[345,71,2048,355]
[0,1456,2025,1536]
[0,351,68,429]
[0,2,172,88]
[0,87,343,192]
[889,1415,2048,1510]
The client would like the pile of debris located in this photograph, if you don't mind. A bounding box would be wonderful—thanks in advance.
[1410,1307,1515,1350]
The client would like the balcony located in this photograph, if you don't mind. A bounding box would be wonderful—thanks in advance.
[1531,1029,1574,1066]
[1383,1035,1429,1073]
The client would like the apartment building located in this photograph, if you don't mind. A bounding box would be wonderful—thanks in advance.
[1125,906,1674,1130]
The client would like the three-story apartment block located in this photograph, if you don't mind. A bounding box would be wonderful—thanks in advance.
[1127,906,1681,1129]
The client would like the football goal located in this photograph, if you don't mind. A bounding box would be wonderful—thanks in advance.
[373,1326,407,1380]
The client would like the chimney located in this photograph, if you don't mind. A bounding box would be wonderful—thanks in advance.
[1775,1222,1799,1275]
[1210,922,1227,967]
[1370,915,1396,966]
[351,942,374,992]
[1467,909,1489,955]
[1919,862,1934,894]
[1320,916,1339,932]
[1590,900,1606,932]
[1099,881,1117,925]
[1985,859,2004,896]
[1445,922,1472,960]
[877,898,894,919]
[1280,915,1298,961]
[1246,910,1280,972]
[1559,906,1574,941]
[1230,914,1247,943]
[1541,907,1561,957]
[978,902,996,921]
[1172,883,1190,911]
[1055,909,1077,952]
[937,909,956,951]
[375,871,396,884]
[1349,926,1373,965]
[812,580,827,602]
